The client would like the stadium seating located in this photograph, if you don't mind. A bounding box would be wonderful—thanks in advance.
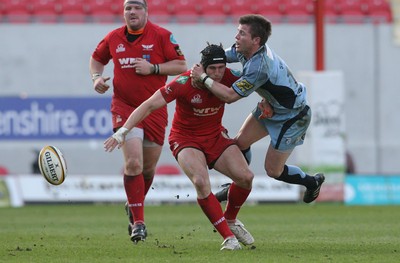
[338,0,368,23]
[31,0,60,23]
[201,0,230,23]
[226,0,258,23]
[0,2,6,22]
[148,0,174,23]
[58,0,88,23]
[170,0,202,23]
[364,0,393,23]
[87,0,120,23]
[282,0,314,23]
[257,0,285,23]
[324,0,341,23]
[0,0,395,24]
[2,0,33,23]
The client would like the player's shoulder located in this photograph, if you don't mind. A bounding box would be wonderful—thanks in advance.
[171,71,191,86]
[105,25,126,39]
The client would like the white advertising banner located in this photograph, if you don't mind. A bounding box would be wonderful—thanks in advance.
[5,174,300,205]
[296,71,346,169]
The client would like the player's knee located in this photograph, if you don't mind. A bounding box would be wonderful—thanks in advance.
[243,170,254,188]
[142,166,156,178]
[265,164,281,179]
[125,157,143,175]
[234,169,254,189]
[191,175,209,189]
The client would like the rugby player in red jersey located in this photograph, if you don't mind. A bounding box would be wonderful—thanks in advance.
[104,44,255,250]
[89,0,187,243]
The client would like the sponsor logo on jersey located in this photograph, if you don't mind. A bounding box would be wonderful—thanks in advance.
[116,44,125,53]
[235,79,254,92]
[193,105,222,116]
[165,86,172,94]
[176,76,189,84]
[142,44,154,51]
[118,57,136,68]
[142,54,150,62]
[191,94,202,104]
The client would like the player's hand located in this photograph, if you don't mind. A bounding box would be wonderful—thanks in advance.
[104,127,129,152]
[191,78,206,90]
[132,58,153,75]
[190,63,204,82]
[258,99,274,119]
[93,76,111,94]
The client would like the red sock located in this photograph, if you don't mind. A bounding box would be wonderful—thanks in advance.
[144,176,154,196]
[224,182,251,221]
[124,174,145,224]
[197,193,233,239]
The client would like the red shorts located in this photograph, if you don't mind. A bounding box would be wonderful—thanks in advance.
[111,98,167,146]
[169,130,236,169]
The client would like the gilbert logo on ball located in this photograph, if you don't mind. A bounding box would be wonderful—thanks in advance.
[38,145,67,185]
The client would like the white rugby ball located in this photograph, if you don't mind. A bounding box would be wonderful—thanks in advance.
[38,145,67,185]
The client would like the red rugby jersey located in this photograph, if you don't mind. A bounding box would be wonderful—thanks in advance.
[92,21,185,110]
[160,68,240,137]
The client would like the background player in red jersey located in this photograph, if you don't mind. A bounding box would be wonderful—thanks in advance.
[104,44,254,251]
[89,0,187,243]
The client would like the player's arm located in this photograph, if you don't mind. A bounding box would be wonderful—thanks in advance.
[89,57,111,94]
[190,63,241,103]
[124,90,167,131]
[89,56,105,77]
[133,58,187,76]
[104,90,167,152]
[158,59,187,75]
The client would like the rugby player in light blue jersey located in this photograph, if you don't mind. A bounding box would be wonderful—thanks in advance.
[191,14,324,203]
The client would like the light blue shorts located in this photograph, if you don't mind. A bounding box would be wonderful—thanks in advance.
[252,105,311,152]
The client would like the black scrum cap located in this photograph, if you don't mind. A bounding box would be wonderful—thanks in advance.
[200,43,227,70]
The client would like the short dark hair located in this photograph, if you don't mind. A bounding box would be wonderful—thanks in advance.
[239,14,272,46]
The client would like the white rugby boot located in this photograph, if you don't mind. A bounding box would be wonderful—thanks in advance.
[228,219,255,245]
[220,236,242,251]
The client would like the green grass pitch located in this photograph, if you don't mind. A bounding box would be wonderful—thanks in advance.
[1,203,399,262]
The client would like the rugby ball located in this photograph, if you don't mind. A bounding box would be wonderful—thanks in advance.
[38,145,67,185]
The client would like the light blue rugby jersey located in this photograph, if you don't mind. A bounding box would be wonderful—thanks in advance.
[225,44,307,114]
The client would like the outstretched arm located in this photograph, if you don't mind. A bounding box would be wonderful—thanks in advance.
[190,63,241,103]
[132,58,187,76]
[104,90,167,152]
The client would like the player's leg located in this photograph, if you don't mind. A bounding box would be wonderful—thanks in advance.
[142,140,163,195]
[177,147,240,250]
[215,113,267,202]
[124,141,162,240]
[265,145,324,202]
[122,130,147,243]
[214,145,254,246]
[235,112,269,152]
[266,106,325,203]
